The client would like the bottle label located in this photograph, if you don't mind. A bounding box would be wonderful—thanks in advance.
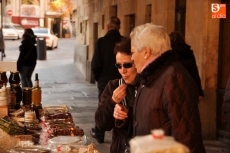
[34,81,39,87]
[32,89,41,105]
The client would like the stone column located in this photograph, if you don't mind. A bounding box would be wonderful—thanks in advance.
[186,0,221,139]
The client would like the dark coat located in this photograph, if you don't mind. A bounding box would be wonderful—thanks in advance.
[171,42,204,96]
[17,38,37,71]
[133,50,206,153]
[95,79,135,153]
[91,30,123,90]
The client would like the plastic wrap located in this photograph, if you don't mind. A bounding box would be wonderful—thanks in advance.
[130,135,190,153]
[0,128,19,150]
[47,135,87,151]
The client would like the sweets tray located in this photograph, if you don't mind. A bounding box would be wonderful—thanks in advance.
[43,105,68,114]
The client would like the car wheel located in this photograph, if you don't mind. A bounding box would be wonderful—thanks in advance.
[50,42,54,50]
[49,46,53,50]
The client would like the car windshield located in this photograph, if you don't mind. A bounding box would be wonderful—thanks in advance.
[33,29,48,34]
[3,25,12,29]
[14,25,24,30]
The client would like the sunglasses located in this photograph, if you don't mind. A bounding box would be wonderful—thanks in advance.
[115,62,133,69]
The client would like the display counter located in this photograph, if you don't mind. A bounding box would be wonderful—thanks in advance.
[0,105,100,153]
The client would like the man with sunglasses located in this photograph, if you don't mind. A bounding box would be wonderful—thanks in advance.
[95,38,137,153]
[91,16,124,143]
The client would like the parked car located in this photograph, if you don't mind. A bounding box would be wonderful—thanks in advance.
[11,24,24,39]
[2,24,18,40]
[32,27,58,50]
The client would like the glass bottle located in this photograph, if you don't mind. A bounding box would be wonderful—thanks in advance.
[11,84,22,109]
[23,87,32,106]
[0,71,8,87]
[32,73,41,105]
[9,71,21,84]
[32,73,42,120]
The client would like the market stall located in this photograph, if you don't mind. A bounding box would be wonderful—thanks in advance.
[0,61,100,152]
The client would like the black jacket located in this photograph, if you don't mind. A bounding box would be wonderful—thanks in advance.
[171,42,204,96]
[17,38,37,71]
[91,30,123,90]
[95,79,135,153]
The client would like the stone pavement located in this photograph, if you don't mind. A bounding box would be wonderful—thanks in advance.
[3,38,111,152]
[3,38,230,153]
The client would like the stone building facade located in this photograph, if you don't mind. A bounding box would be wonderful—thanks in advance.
[2,0,76,37]
[75,0,230,140]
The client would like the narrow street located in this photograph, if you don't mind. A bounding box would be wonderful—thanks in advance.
[3,38,111,152]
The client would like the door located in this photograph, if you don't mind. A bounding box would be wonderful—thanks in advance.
[174,0,186,37]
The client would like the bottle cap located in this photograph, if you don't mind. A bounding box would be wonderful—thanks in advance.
[151,129,164,139]
[35,73,38,80]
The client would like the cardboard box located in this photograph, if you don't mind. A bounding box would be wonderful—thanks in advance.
[0,105,8,118]
[0,61,17,72]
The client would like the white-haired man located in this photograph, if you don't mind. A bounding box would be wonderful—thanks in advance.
[130,23,206,153]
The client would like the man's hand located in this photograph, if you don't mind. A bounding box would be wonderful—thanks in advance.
[113,104,128,120]
[112,84,127,103]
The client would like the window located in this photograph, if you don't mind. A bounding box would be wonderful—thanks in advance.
[80,22,82,33]
[102,15,105,29]
[145,4,152,23]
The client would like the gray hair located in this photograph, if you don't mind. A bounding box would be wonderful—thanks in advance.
[107,16,121,30]
[130,23,171,56]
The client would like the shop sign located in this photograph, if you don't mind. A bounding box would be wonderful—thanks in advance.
[21,18,39,26]
[21,4,40,18]
[63,20,67,24]
[7,10,12,16]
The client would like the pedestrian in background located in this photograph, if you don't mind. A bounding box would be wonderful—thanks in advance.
[169,31,204,98]
[0,28,5,58]
[91,16,124,143]
[17,32,37,87]
[95,38,137,152]
[24,28,37,44]
[130,23,206,153]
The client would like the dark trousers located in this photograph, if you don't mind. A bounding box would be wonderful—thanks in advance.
[0,49,4,58]
[19,66,35,87]
[95,88,105,139]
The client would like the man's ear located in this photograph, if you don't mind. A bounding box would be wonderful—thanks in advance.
[143,47,151,59]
